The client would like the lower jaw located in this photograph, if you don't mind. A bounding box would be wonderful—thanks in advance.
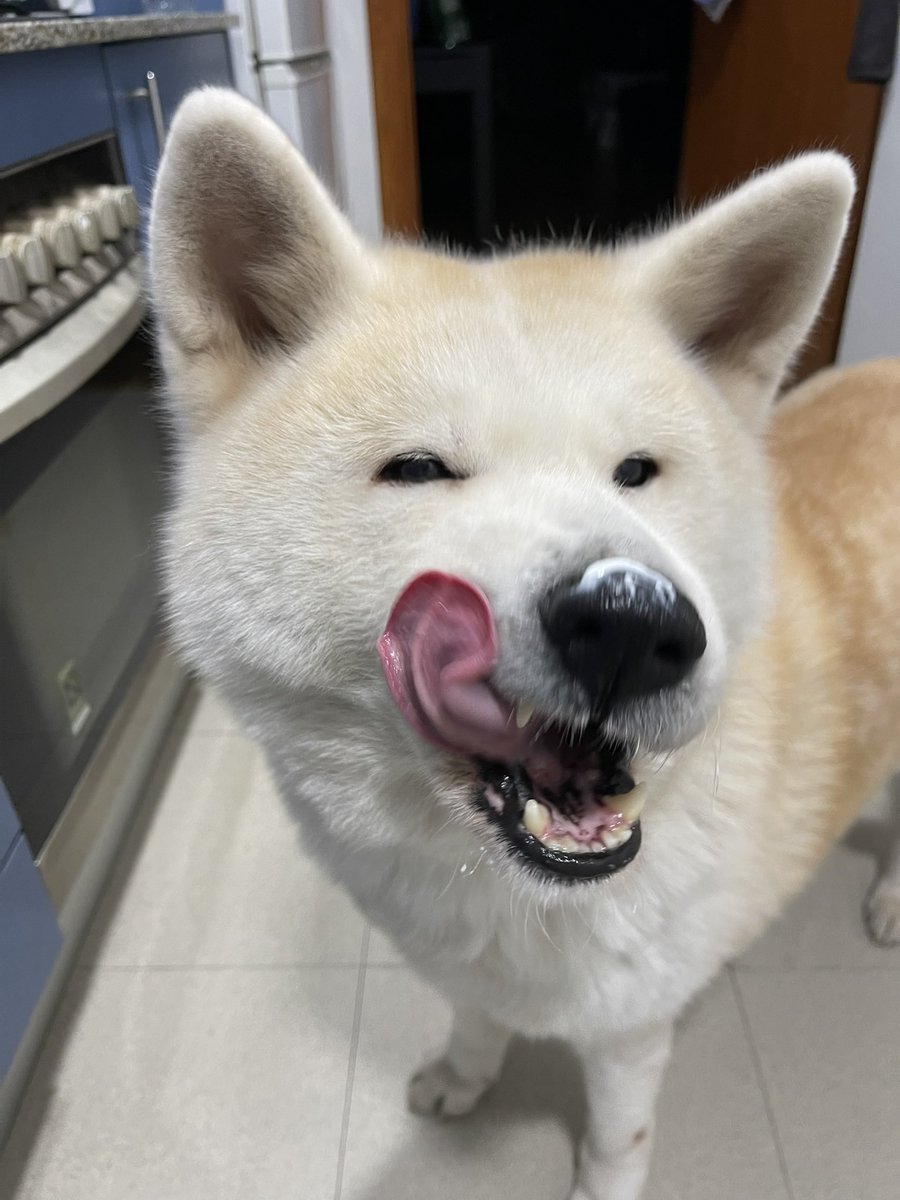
[476,762,642,883]
[512,817,642,881]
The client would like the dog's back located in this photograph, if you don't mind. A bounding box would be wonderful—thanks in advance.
[771,359,900,846]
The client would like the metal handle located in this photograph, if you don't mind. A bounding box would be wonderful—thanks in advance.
[127,71,166,152]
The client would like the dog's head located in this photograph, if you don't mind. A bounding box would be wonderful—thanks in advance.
[151,90,853,888]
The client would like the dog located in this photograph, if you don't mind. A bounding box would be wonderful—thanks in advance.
[149,89,900,1199]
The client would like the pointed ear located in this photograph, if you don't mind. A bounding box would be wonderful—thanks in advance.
[150,88,366,428]
[625,153,855,428]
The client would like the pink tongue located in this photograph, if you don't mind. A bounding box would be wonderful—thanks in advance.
[377,572,529,759]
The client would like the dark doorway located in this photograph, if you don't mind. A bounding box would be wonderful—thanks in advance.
[411,1,694,251]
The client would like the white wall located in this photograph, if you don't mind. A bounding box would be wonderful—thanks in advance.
[838,36,900,364]
[223,0,263,105]
[324,0,383,241]
[224,0,383,241]
[321,0,381,241]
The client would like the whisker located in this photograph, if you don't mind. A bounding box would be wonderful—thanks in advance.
[535,895,561,952]
[436,863,459,901]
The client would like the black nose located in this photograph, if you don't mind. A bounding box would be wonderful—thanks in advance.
[539,563,707,705]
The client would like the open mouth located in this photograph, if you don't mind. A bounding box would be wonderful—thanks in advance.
[377,571,648,882]
[476,730,644,881]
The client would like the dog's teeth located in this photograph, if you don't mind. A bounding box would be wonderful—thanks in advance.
[590,840,607,853]
[601,825,633,851]
[617,784,646,824]
[515,701,536,729]
[544,833,596,855]
[523,798,551,839]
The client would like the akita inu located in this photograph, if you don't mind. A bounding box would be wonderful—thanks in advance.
[150,90,900,1200]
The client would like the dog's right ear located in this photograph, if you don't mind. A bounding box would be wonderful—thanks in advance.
[150,88,365,430]
[622,153,855,431]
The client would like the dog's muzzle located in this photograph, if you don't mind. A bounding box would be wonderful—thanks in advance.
[376,562,706,883]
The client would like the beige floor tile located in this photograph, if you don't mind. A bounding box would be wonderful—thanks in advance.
[645,973,790,1200]
[341,966,574,1200]
[82,729,365,967]
[10,682,893,1200]
[189,685,241,735]
[734,968,900,1200]
[365,925,404,965]
[340,967,787,1200]
[739,838,895,970]
[0,966,358,1200]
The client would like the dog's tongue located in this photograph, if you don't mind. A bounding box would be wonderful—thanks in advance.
[377,571,528,759]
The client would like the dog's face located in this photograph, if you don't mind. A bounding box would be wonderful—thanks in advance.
[151,92,852,890]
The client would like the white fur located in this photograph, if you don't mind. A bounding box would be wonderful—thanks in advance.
[150,90,862,1198]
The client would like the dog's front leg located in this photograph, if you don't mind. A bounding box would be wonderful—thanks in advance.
[571,1020,673,1200]
[407,1005,511,1118]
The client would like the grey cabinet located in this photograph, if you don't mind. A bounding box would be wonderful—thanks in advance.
[0,29,232,1082]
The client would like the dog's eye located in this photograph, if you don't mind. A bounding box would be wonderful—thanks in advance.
[613,455,658,488]
[376,454,460,484]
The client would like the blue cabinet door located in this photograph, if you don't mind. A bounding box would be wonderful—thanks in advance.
[0,47,113,171]
[0,781,18,865]
[102,33,233,218]
[0,833,62,1081]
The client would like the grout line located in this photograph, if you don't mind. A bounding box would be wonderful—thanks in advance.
[74,961,366,974]
[187,728,245,738]
[332,924,370,1200]
[733,962,900,972]
[728,967,797,1200]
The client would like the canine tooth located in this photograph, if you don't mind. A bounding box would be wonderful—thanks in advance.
[601,825,633,851]
[523,798,551,839]
[617,785,646,824]
[515,701,536,729]
[590,840,607,853]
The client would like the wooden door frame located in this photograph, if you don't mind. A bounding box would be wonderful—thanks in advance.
[679,0,885,380]
[367,0,422,235]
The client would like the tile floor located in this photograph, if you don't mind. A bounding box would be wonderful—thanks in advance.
[1,687,898,1200]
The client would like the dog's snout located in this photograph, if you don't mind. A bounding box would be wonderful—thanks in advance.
[539,559,707,705]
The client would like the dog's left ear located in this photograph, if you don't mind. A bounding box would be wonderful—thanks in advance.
[626,154,855,428]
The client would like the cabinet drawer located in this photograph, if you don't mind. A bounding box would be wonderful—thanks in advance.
[0,47,113,171]
[0,835,62,1080]
[102,33,233,216]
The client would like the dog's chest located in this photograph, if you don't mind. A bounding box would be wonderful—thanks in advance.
[363,852,734,1041]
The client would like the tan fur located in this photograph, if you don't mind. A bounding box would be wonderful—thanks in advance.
[771,359,900,847]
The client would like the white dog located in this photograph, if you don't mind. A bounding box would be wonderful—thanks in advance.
[150,89,900,1200]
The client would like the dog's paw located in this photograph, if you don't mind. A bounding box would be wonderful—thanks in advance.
[407,1057,492,1119]
[865,880,900,946]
